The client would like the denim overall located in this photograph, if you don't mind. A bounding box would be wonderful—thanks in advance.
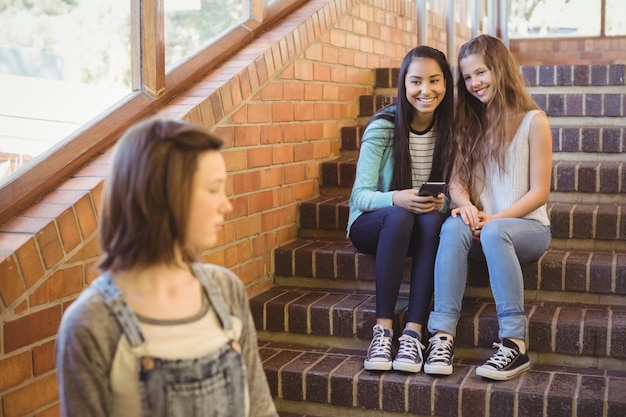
[92,263,247,417]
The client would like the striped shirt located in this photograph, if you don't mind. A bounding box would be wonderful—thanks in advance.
[409,126,436,188]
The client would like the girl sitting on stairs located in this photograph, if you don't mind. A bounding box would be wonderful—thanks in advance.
[347,46,455,373]
[424,34,552,381]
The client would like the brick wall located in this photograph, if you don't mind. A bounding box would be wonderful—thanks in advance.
[0,1,466,415]
[511,36,626,65]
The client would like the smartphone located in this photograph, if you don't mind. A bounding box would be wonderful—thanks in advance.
[418,181,447,197]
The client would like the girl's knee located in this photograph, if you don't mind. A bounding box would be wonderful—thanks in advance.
[441,216,470,236]
[480,220,509,243]
[383,206,414,228]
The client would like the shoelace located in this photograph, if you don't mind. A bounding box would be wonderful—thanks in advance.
[486,342,517,368]
[427,337,453,362]
[369,330,392,358]
[397,334,425,359]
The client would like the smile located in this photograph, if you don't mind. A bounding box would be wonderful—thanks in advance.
[418,97,436,103]
[474,87,487,96]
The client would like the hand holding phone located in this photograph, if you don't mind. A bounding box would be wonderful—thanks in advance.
[418,181,447,197]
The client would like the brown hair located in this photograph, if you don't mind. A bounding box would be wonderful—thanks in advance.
[453,34,540,203]
[97,118,223,272]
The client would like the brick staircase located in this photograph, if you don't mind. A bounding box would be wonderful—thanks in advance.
[251,64,626,417]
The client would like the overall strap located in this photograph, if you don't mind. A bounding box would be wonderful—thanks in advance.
[190,263,233,332]
[90,273,145,347]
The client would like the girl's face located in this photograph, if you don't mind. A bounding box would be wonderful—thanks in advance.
[186,150,233,251]
[460,53,496,104]
[404,58,446,120]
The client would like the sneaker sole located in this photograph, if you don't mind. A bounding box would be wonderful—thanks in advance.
[423,363,453,375]
[475,361,530,381]
[392,360,422,373]
[364,360,392,371]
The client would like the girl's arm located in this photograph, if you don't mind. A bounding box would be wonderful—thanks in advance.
[349,121,396,211]
[448,177,481,229]
[56,297,118,417]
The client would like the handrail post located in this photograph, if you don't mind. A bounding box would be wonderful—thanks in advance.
[500,0,509,46]
[446,0,455,62]
[417,0,427,45]
[471,0,480,38]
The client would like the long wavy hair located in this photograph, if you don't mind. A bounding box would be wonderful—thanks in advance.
[453,34,540,204]
[366,45,455,190]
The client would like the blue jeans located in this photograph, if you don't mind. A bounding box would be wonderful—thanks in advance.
[427,216,551,340]
[350,206,445,326]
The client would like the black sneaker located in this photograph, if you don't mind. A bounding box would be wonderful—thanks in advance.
[392,329,425,373]
[364,324,393,371]
[476,338,530,381]
[423,334,454,375]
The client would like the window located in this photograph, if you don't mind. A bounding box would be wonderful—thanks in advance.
[509,0,601,38]
[606,0,626,36]
[0,0,132,182]
[0,0,305,225]
[165,0,249,70]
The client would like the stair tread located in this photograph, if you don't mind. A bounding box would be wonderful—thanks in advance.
[251,285,626,360]
[260,339,626,416]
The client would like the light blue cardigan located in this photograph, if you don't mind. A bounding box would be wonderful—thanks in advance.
[347,118,449,237]
[347,118,397,236]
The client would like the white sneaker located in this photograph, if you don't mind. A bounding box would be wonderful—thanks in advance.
[363,324,393,371]
[476,338,530,381]
[392,330,425,373]
[423,334,454,375]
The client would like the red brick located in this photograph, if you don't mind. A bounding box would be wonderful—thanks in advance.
[4,305,62,353]
[36,222,64,269]
[56,207,82,253]
[260,167,284,189]
[30,265,83,307]
[250,190,274,214]
[3,373,58,417]
[283,123,306,143]
[234,214,262,240]
[234,125,261,147]
[284,164,306,184]
[247,147,272,168]
[0,255,25,307]
[272,144,294,164]
[248,102,273,123]
[224,240,252,268]
[260,81,283,100]
[233,171,261,194]
[272,102,294,122]
[74,193,98,238]
[33,340,57,376]
[0,351,31,391]
[257,124,281,145]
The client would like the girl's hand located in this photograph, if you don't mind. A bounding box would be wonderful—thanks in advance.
[393,189,445,214]
[451,204,480,229]
[471,211,492,241]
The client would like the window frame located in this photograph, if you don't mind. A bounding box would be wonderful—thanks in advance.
[0,0,306,225]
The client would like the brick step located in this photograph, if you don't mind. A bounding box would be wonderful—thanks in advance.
[259,339,626,417]
[357,90,626,119]
[251,286,626,363]
[321,157,626,195]
[340,123,626,154]
[521,64,626,87]
[298,198,625,248]
[273,238,626,298]
[374,65,626,89]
